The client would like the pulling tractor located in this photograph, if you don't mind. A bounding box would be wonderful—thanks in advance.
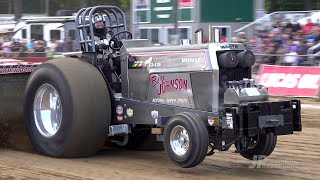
[23,6,302,168]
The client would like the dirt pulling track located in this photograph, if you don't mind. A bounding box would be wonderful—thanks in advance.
[0,97,319,180]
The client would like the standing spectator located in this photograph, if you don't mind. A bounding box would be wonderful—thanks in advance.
[271,20,282,33]
[280,38,292,53]
[273,29,284,42]
[47,39,57,52]
[34,41,46,57]
[64,37,73,52]
[18,40,28,57]
[1,37,12,58]
[306,27,320,43]
[55,40,65,52]
[285,19,301,32]
[302,18,314,34]
[285,19,294,29]
[231,37,239,43]
[26,39,35,52]
[284,28,293,39]
[283,51,299,66]
[237,32,248,48]
[295,39,309,64]
[11,39,21,58]
[292,19,302,32]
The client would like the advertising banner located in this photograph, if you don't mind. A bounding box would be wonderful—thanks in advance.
[0,58,44,74]
[258,65,320,97]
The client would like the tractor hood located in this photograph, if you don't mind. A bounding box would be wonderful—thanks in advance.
[123,41,246,73]
[121,41,251,112]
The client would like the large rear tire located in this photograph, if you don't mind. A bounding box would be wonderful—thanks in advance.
[24,58,111,157]
[239,133,277,160]
[163,112,208,168]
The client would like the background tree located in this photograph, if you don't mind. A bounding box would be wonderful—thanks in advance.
[119,0,130,11]
[304,0,313,10]
[14,0,22,21]
[80,0,89,8]
[0,0,130,16]
[265,0,319,13]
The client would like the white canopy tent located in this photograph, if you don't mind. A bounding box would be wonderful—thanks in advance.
[298,11,320,25]
[0,23,15,33]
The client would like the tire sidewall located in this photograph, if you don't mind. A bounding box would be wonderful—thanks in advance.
[164,117,195,163]
[239,133,277,160]
[25,64,74,157]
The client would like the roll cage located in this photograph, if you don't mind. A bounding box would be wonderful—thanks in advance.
[75,6,128,53]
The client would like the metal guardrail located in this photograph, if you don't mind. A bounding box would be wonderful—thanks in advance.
[307,43,320,55]
[241,53,320,76]
[254,53,320,65]
[255,53,320,57]
[252,53,320,74]
[233,10,320,40]
[255,53,319,62]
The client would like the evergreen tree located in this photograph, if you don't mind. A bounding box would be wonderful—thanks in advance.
[14,0,22,21]
[265,0,317,13]
[0,0,131,16]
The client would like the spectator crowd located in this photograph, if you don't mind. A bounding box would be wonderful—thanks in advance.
[1,18,320,66]
[234,18,320,66]
[0,37,70,58]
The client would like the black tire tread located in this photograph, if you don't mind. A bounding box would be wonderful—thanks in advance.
[180,112,208,167]
[164,112,208,168]
[24,58,111,158]
[240,133,277,160]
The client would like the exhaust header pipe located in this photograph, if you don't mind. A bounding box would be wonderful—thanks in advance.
[194,28,203,44]
[180,39,191,45]
[209,27,221,43]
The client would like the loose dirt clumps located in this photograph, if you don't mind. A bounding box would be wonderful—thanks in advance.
[0,97,319,179]
[0,119,17,148]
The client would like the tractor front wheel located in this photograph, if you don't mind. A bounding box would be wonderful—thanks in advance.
[163,112,208,168]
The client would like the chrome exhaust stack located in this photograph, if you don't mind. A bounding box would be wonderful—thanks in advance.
[209,26,221,43]
[180,39,191,45]
[194,28,203,44]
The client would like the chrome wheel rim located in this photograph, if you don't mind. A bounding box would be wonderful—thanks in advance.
[170,125,190,156]
[33,83,62,138]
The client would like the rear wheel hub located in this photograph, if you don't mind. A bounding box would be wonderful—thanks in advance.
[33,84,62,138]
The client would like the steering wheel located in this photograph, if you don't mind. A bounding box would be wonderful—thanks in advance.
[108,30,132,50]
